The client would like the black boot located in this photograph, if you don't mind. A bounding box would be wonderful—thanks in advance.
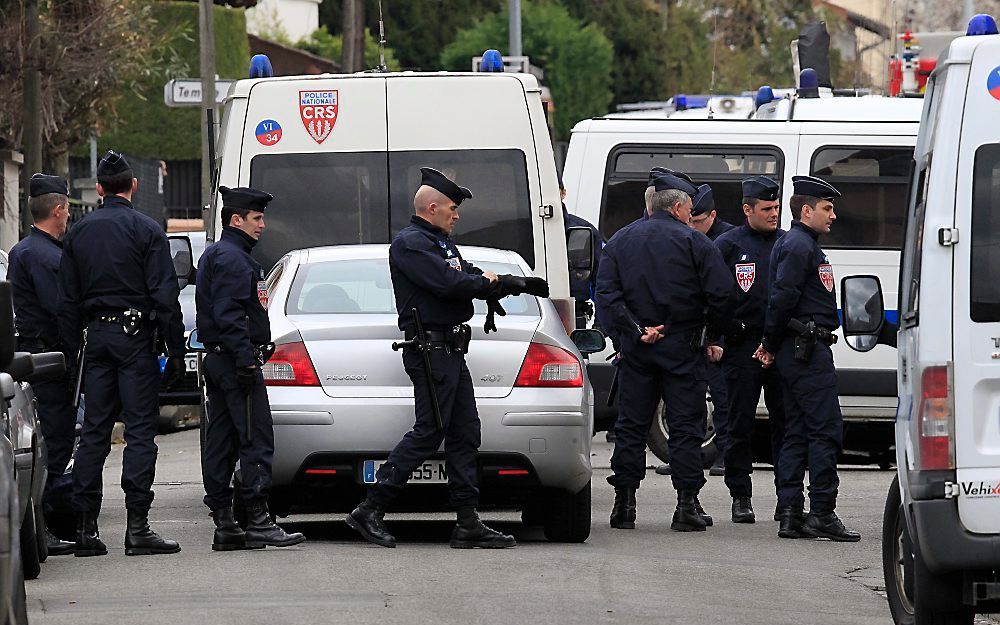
[450,508,516,549]
[125,508,181,556]
[46,528,75,556]
[244,500,305,548]
[609,487,636,529]
[654,464,672,475]
[731,496,756,524]
[773,503,782,522]
[777,506,804,539]
[211,507,255,551]
[74,511,107,557]
[671,490,708,532]
[693,494,713,526]
[346,501,396,548]
[800,511,861,542]
[708,456,725,477]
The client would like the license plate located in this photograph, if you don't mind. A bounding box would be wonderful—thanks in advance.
[362,460,447,484]
[185,355,198,372]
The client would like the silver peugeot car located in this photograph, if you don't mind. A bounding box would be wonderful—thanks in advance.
[252,244,599,542]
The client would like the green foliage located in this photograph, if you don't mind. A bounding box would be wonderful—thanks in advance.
[440,0,613,140]
[297,25,401,71]
[96,2,250,160]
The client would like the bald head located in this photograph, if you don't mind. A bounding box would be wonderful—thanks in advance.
[414,184,461,234]
[414,185,451,212]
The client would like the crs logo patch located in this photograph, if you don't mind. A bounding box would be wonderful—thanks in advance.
[818,264,835,292]
[257,280,269,309]
[299,90,338,144]
[735,263,755,293]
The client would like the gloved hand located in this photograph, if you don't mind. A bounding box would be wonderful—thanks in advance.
[161,355,186,390]
[521,276,550,298]
[236,366,258,391]
[484,298,507,334]
[496,275,550,298]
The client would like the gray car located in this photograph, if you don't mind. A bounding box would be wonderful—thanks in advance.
[241,245,597,542]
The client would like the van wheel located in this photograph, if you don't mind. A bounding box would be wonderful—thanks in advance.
[882,475,973,625]
[646,400,718,468]
[541,481,591,543]
[20,499,41,580]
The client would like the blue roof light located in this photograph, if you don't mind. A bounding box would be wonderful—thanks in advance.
[967,14,999,36]
[754,85,776,109]
[249,54,273,79]
[675,94,688,110]
[480,49,505,72]
[799,68,819,89]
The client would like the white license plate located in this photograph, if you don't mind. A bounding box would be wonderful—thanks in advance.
[362,460,447,484]
[185,355,198,372]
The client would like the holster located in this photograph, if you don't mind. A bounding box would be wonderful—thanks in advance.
[792,335,816,363]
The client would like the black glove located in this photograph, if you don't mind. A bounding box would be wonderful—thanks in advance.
[496,274,528,297]
[484,298,507,334]
[161,355,186,391]
[522,276,550,298]
[236,366,258,391]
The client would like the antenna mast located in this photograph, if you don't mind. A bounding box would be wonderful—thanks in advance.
[377,0,388,72]
[708,8,719,119]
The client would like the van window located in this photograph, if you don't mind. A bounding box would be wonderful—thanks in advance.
[601,145,782,238]
[809,146,912,250]
[970,144,1000,322]
[899,163,927,326]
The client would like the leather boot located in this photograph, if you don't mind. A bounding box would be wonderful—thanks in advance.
[74,511,107,557]
[773,503,782,522]
[671,490,708,532]
[450,508,516,549]
[609,487,636,529]
[211,506,255,551]
[801,511,861,542]
[46,528,75,556]
[777,506,804,539]
[125,508,181,556]
[693,494,713,526]
[346,501,396,548]
[244,500,305,548]
[731,496,756,524]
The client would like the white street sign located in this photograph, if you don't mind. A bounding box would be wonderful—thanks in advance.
[163,79,236,107]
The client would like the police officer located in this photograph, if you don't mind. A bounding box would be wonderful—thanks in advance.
[58,151,186,556]
[346,167,548,549]
[197,186,304,551]
[759,175,860,542]
[689,184,735,240]
[7,173,76,554]
[597,172,731,532]
[713,176,786,523]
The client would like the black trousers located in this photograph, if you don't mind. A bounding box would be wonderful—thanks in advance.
[608,334,707,492]
[774,339,843,513]
[721,337,786,498]
[72,323,160,513]
[201,353,274,511]
[369,347,481,508]
[706,361,730,455]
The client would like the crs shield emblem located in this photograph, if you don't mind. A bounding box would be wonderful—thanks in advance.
[299,90,338,144]
[818,264,835,292]
[735,263,755,293]
[257,280,269,309]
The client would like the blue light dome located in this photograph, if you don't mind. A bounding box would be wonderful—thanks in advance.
[967,14,999,36]
[249,54,274,79]
[755,86,775,110]
[480,49,505,72]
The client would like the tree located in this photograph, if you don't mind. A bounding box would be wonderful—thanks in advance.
[297,25,401,71]
[440,0,613,140]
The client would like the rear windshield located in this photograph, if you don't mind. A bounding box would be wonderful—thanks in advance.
[286,258,540,317]
[971,143,1000,322]
[248,149,533,270]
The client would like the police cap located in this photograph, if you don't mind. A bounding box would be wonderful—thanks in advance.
[792,175,841,200]
[652,172,698,197]
[96,150,131,177]
[420,167,473,206]
[28,173,69,198]
[741,176,780,201]
[219,186,273,213]
[647,167,693,187]
[691,184,715,216]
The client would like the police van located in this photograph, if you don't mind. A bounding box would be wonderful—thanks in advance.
[561,89,922,461]
[840,15,1000,623]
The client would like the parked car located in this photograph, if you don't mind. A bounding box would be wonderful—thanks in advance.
[0,387,27,625]
[224,245,601,542]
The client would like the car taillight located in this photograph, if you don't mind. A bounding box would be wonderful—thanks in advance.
[262,341,320,386]
[917,364,954,470]
[514,343,582,388]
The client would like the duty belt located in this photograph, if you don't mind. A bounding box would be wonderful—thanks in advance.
[403,324,472,353]
[206,343,276,365]
[788,319,838,346]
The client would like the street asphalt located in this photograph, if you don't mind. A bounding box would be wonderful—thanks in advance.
[20,429,948,625]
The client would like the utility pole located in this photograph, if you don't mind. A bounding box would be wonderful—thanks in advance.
[509,0,522,57]
[21,0,42,236]
[342,0,365,72]
[199,0,216,212]
[964,0,976,24]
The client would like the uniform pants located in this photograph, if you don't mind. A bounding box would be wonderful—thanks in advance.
[774,340,843,513]
[72,323,160,513]
[201,353,274,510]
[721,338,786,498]
[369,347,481,508]
[32,376,76,509]
[706,361,730,457]
[608,335,707,492]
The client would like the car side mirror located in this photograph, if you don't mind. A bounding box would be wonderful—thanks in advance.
[567,227,594,282]
[169,235,194,290]
[26,352,66,384]
[0,373,15,401]
[186,328,206,352]
[840,275,892,352]
[0,282,13,371]
[571,329,606,355]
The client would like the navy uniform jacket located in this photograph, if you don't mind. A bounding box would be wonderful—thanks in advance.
[596,211,731,346]
[714,224,786,331]
[706,218,735,241]
[196,227,271,369]
[390,216,498,332]
[763,220,840,353]
[563,205,605,304]
[8,227,64,348]
[59,195,184,356]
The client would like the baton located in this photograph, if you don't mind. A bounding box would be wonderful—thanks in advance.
[72,329,87,410]
[391,308,444,431]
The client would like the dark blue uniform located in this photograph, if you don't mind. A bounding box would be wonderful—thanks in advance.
[701,218,734,463]
[763,220,842,513]
[196,226,274,510]
[715,224,787,498]
[596,211,730,492]
[563,205,605,324]
[369,215,497,509]
[59,195,184,514]
[8,227,75,509]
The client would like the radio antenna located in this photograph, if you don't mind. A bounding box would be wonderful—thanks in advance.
[708,8,719,119]
[377,0,388,72]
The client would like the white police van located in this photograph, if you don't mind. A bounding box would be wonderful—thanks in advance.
[840,14,1000,624]
[562,87,922,461]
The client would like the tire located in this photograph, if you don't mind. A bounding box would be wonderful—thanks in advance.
[34,498,47,564]
[646,399,718,468]
[19,500,41,581]
[541,481,591,543]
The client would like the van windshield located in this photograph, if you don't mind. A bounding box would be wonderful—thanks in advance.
[248,149,533,269]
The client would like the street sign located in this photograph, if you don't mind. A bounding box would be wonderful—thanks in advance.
[163,78,236,107]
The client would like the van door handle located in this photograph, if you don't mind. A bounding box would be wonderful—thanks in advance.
[539,205,554,218]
